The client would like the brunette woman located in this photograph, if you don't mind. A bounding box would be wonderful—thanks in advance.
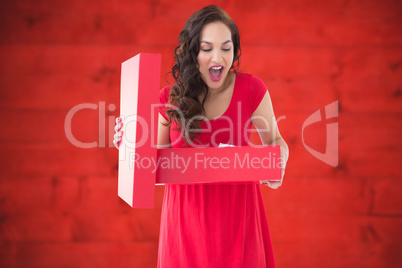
[114,5,289,267]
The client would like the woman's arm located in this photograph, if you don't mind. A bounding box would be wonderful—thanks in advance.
[157,114,171,149]
[251,91,289,189]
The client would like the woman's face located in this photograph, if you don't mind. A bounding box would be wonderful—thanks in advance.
[197,21,234,92]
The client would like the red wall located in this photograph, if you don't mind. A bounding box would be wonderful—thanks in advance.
[1,0,401,267]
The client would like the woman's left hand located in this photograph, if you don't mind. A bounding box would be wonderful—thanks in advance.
[260,169,284,189]
[260,146,288,189]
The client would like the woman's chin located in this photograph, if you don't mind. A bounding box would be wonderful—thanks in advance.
[205,72,232,91]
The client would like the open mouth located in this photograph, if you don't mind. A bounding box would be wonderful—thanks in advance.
[208,66,223,82]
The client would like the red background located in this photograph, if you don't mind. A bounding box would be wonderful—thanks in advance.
[1,0,401,267]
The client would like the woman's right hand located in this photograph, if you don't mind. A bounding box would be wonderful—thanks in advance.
[113,117,123,149]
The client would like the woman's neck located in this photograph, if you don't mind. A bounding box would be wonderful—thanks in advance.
[201,72,235,100]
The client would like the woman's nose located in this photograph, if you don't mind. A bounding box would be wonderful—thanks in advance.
[211,49,221,63]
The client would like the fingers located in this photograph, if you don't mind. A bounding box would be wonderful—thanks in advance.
[113,139,119,149]
[113,117,123,149]
[114,123,122,132]
[115,117,123,132]
[114,132,123,141]
[260,180,282,189]
[113,131,123,149]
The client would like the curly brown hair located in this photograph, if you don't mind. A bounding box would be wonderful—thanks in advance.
[165,5,241,143]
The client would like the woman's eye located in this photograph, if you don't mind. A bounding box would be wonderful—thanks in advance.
[201,49,212,52]
[222,48,231,52]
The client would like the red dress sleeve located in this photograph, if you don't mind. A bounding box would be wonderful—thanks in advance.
[159,85,171,121]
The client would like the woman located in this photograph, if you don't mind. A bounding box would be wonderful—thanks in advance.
[114,5,289,267]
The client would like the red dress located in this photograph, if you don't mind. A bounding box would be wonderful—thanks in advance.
[157,73,276,268]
